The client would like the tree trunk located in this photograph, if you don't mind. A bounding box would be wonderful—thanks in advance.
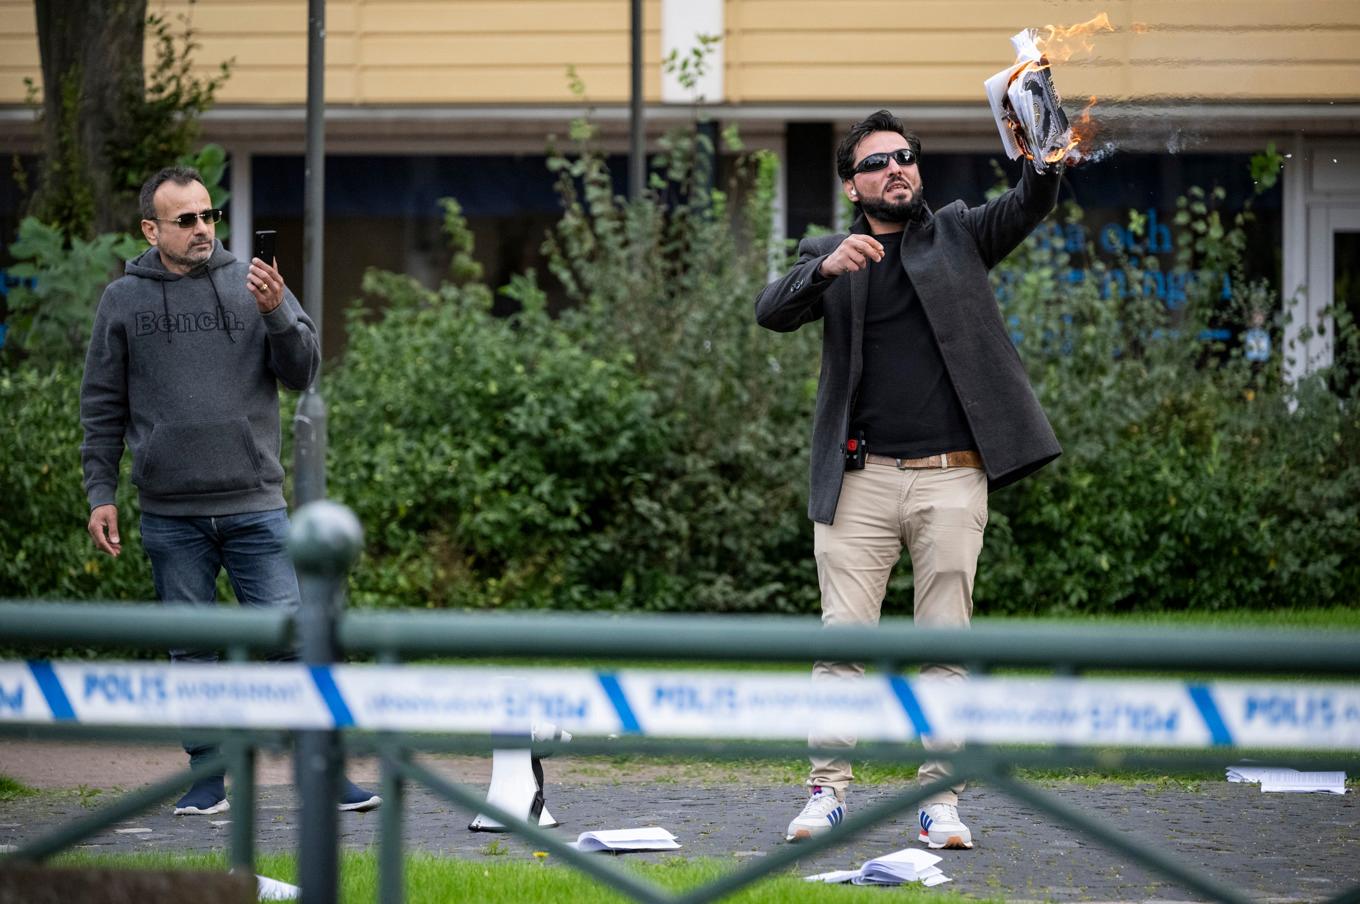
[30,0,147,238]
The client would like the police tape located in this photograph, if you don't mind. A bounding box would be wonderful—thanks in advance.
[2,662,1357,749]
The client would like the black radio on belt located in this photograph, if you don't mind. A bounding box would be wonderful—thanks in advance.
[844,430,867,470]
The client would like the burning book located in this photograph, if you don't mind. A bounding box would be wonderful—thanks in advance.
[985,28,1073,172]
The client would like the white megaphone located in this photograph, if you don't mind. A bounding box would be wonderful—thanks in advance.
[469,722,572,832]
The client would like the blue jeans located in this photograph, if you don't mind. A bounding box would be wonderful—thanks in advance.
[141,508,301,769]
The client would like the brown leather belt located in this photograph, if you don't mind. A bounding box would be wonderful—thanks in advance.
[865,450,984,470]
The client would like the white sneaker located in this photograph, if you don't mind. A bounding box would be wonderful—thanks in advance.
[785,786,846,842]
[918,802,973,849]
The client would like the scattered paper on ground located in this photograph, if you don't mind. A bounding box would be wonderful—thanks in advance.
[569,826,681,852]
[254,873,300,900]
[805,847,950,886]
[1227,766,1347,794]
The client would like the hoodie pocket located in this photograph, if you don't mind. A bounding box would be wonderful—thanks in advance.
[134,418,265,498]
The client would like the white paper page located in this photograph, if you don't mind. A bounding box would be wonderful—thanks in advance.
[803,869,860,883]
[858,847,944,883]
[865,847,941,871]
[983,28,1043,160]
[570,827,680,851]
[1227,766,1346,793]
[255,874,301,901]
[1226,765,1277,783]
[1261,772,1346,793]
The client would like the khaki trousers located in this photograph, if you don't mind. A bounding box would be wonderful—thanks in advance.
[808,460,988,806]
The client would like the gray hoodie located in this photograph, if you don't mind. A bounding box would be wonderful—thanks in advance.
[80,241,320,517]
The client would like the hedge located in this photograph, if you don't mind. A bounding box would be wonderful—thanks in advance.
[5,132,1358,614]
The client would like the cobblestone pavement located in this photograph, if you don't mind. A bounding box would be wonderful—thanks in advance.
[2,765,1357,902]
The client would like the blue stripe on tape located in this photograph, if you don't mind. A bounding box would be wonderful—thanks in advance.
[597,672,641,735]
[309,666,355,728]
[28,661,75,721]
[1188,684,1233,746]
[888,675,933,738]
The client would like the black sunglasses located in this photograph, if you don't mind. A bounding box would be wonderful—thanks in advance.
[154,208,223,228]
[853,148,918,174]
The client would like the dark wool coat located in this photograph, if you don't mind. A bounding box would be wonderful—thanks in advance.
[755,165,1063,524]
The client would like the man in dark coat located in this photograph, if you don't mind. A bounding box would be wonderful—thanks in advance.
[756,110,1061,850]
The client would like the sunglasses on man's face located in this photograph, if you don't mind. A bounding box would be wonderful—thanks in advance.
[153,208,223,229]
[853,148,918,174]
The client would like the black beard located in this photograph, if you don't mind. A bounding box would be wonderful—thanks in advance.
[859,189,926,225]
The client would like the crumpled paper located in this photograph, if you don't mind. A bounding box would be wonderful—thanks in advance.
[984,29,1072,172]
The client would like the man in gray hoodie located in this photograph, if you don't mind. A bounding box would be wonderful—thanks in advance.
[80,166,379,816]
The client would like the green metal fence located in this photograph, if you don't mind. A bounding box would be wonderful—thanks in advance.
[2,502,1358,904]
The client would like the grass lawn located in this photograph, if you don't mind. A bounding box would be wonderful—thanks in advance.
[408,605,1360,671]
[46,850,978,904]
[1003,605,1360,629]
[0,773,39,802]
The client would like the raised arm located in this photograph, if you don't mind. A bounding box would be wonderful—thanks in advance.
[960,164,1063,270]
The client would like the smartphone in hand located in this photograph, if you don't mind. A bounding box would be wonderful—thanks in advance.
[254,229,277,267]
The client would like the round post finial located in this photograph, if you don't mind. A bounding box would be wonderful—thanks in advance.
[289,501,363,577]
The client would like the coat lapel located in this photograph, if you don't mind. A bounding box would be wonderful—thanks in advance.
[849,265,869,391]
[847,214,871,391]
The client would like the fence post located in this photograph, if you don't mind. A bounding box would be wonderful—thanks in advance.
[290,501,363,904]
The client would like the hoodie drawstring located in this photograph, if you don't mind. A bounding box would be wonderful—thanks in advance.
[205,268,237,343]
[160,282,172,344]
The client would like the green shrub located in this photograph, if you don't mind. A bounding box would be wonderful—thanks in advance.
[4,143,1356,617]
[2,218,141,364]
[326,201,669,609]
[540,114,821,612]
[326,117,823,612]
[971,187,1360,613]
[0,362,150,601]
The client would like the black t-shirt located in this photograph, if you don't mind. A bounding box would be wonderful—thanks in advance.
[849,232,976,459]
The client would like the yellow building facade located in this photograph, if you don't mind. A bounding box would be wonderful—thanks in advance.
[1,0,1358,368]
[5,1,1358,105]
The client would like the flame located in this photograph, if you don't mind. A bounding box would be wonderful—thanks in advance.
[1057,96,1102,165]
[1033,12,1115,63]
[1017,13,1115,167]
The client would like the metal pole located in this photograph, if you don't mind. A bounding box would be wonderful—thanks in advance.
[628,0,645,200]
[378,748,406,904]
[226,646,256,874]
[291,501,363,904]
[294,0,327,506]
[227,739,256,873]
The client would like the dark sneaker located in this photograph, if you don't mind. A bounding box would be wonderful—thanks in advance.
[174,775,229,816]
[339,779,382,812]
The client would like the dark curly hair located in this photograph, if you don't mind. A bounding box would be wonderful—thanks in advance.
[834,110,922,182]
